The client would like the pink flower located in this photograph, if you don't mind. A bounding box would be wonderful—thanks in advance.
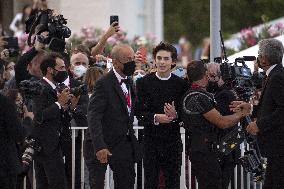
[107,36,117,46]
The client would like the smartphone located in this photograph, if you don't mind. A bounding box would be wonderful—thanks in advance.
[138,47,147,59]
[110,15,119,26]
[4,37,19,49]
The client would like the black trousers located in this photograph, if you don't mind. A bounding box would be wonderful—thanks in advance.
[144,140,182,189]
[219,154,236,189]
[0,175,17,189]
[34,150,67,189]
[191,151,222,189]
[263,156,284,189]
[84,137,135,189]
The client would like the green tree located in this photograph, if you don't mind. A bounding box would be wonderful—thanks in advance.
[164,0,284,47]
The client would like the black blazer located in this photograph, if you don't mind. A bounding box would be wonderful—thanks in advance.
[0,94,24,177]
[256,64,284,157]
[87,70,136,153]
[32,79,70,155]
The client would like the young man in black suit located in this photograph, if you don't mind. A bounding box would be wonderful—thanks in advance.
[136,42,188,189]
[87,44,141,189]
[31,52,79,189]
[236,39,284,189]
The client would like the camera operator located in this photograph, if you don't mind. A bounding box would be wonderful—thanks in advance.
[31,52,79,189]
[206,62,238,188]
[233,39,284,189]
[182,60,250,189]
[0,92,24,189]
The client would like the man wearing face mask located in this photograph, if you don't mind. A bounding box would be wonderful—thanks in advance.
[87,44,141,189]
[70,52,89,80]
[206,62,238,188]
[31,52,79,189]
[182,60,250,189]
[62,51,89,188]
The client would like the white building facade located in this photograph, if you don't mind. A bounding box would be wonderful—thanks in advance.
[12,0,164,42]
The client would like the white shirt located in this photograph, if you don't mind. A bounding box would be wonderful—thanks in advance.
[155,72,172,80]
[43,77,56,89]
[113,68,131,114]
[153,72,173,125]
[43,77,61,109]
[266,64,277,77]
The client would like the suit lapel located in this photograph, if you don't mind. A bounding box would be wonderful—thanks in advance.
[259,64,282,105]
[41,79,57,98]
[109,71,129,114]
[129,79,136,121]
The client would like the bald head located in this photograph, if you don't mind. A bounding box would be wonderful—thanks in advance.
[111,44,134,61]
[111,44,136,77]
[70,52,89,67]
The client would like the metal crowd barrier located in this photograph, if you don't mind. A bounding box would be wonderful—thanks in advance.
[24,125,264,189]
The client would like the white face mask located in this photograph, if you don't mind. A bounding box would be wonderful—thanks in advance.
[9,70,15,78]
[134,73,145,83]
[73,65,87,78]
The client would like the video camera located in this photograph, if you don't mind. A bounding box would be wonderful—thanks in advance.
[216,31,265,182]
[26,9,71,52]
[57,83,88,97]
[220,56,256,101]
[19,80,44,100]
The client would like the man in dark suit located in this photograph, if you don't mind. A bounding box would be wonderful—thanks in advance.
[31,52,79,189]
[237,39,284,189]
[0,93,24,189]
[87,44,140,189]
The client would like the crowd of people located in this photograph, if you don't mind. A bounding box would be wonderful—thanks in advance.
[1,1,284,189]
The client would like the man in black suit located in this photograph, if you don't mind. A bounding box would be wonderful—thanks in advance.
[0,93,24,189]
[87,44,140,189]
[31,52,79,189]
[236,39,284,189]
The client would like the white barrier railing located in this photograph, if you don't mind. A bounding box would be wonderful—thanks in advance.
[24,125,264,189]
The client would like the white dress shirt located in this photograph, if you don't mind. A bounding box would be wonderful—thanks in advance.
[113,68,131,114]
[43,77,61,109]
[266,64,277,77]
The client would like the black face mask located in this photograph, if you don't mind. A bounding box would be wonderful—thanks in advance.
[53,69,68,83]
[206,81,219,93]
[122,61,136,76]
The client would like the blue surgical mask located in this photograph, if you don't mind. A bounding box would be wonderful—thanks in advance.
[74,65,87,78]
[134,73,145,84]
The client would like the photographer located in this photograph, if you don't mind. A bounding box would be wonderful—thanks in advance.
[31,52,79,189]
[60,51,89,188]
[182,60,250,189]
[207,62,238,188]
[0,92,24,189]
[234,39,284,189]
